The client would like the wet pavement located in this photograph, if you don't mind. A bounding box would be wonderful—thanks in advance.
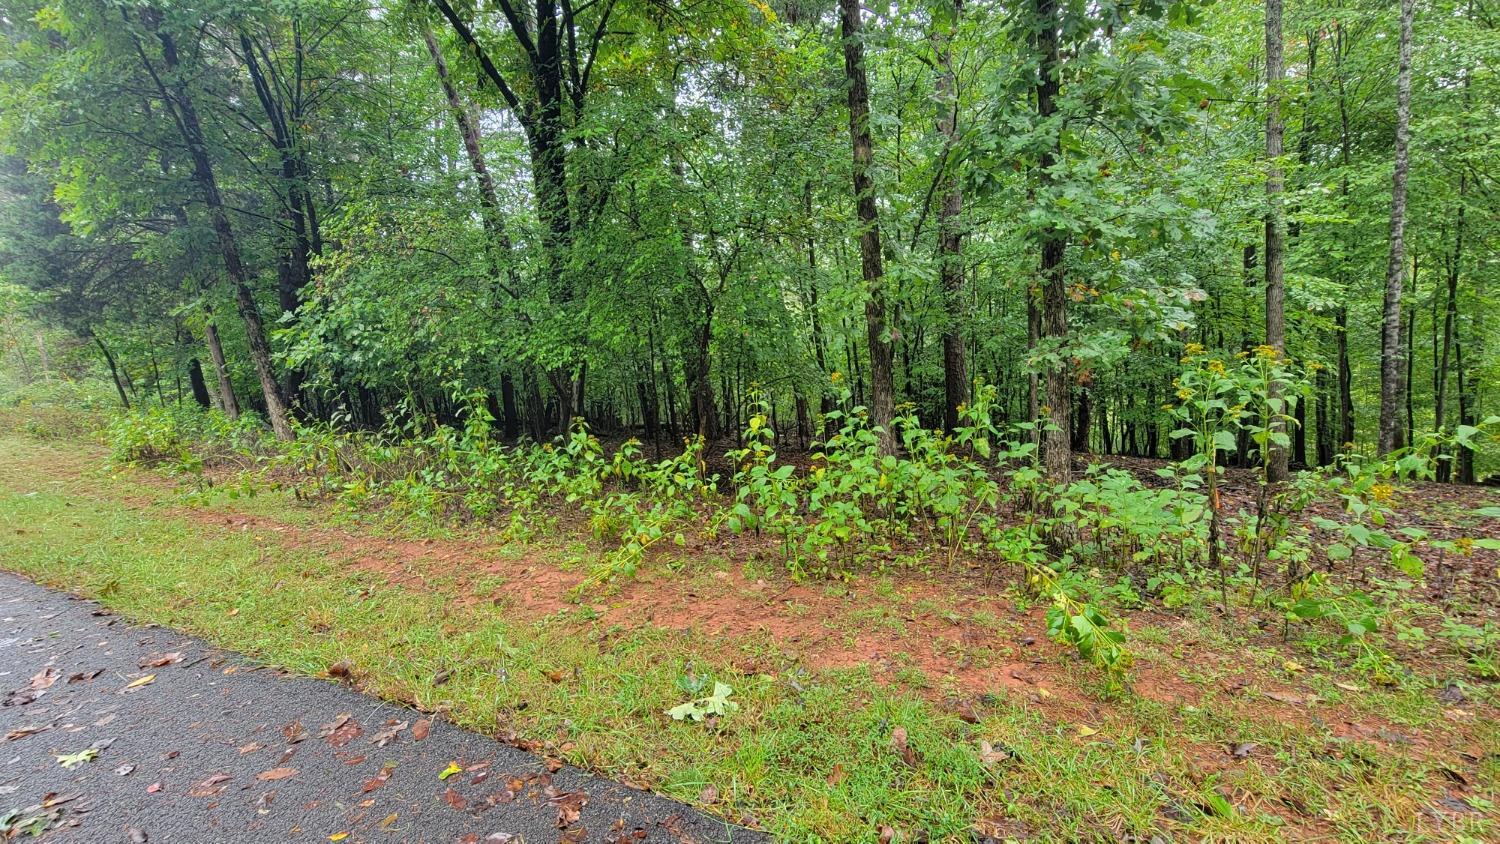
[0,571,764,843]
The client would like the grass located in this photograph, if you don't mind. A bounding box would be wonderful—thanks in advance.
[1,434,1496,842]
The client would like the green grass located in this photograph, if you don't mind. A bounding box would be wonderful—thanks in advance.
[1,435,1495,842]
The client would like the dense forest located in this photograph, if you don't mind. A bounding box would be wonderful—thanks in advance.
[0,0,1495,480]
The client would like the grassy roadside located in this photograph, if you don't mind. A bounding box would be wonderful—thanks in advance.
[1,434,1495,842]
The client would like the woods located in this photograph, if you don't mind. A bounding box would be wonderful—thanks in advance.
[0,0,1496,472]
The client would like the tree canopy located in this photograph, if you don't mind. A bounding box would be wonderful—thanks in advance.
[1,0,1495,478]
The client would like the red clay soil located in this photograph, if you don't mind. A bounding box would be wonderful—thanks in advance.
[143,493,1491,770]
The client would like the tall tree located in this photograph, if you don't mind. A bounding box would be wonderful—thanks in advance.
[934,0,967,433]
[838,0,895,454]
[1263,0,1288,480]
[131,8,294,440]
[1033,0,1070,484]
[1377,0,1414,455]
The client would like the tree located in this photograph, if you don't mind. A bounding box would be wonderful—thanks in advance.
[1377,0,1414,455]
[1263,0,1288,480]
[838,0,895,455]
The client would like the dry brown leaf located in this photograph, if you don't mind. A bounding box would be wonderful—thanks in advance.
[890,726,919,768]
[362,764,396,793]
[188,773,232,797]
[141,652,183,669]
[370,719,407,748]
[3,725,48,742]
[827,763,847,786]
[412,718,432,741]
[550,791,588,827]
[283,720,307,744]
[256,767,298,782]
[319,713,362,748]
[29,667,59,690]
[443,787,468,810]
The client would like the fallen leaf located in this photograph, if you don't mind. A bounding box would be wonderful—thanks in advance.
[380,813,398,830]
[443,787,468,810]
[879,825,896,843]
[433,669,452,686]
[698,784,719,804]
[979,740,1013,766]
[188,773,232,797]
[238,742,262,754]
[327,660,354,681]
[115,764,136,776]
[439,762,463,780]
[4,725,48,742]
[67,668,104,684]
[121,674,156,691]
[370,719,407,748]
[319,713,362,748]
[127,828,148,843]
[141,652,183,669]
[29,667,59,690]
[1264,690,1315,706]
[550,791,587,827]
[55,748,98,768]
[41,792,79,808]
[256,767,298,782]
[283,721,307,744]
[1230,742,1257,759]
[362,764,396,793]
[1076,724,1099,737]
[329,833,349,842]
[827,763,847,786]
[889,726,919,768]
[412,719,432,741]
[147,782,163,794]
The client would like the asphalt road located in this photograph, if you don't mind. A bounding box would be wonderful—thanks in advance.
[0,571,764,843]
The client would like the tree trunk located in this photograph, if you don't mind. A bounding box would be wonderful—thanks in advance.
[203,319,239,420]
[421,27,514,265]
[1334,21,1356,452]
[1378,0,1414,455]
[1315,350,1334,465]
[500,373,520,440]
[188,357,212,408]
[94,334,130,410]
[934,0,968,433]
[839,0,896,455]
[1456,320,1475,483]
[688,308,719,441]
[1264,0,1289,482]
[1435,177,1463,481]
[1035,0,1071,484]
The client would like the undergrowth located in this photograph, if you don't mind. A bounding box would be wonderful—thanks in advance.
[93,355,1500,698]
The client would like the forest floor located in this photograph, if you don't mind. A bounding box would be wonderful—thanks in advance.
[1,433,1497,842]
